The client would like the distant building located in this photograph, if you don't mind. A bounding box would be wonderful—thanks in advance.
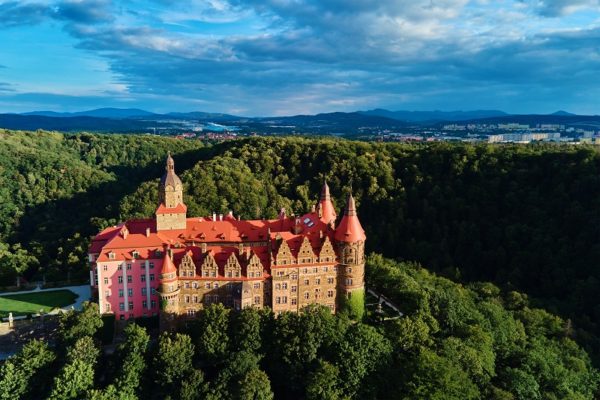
[89,154,366,329]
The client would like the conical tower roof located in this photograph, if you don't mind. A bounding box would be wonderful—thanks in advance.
[161,249,177,275]
[334,193,366,242]
[318,181,337,225]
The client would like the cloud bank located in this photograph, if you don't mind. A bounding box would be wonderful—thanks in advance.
[1,0,600,114]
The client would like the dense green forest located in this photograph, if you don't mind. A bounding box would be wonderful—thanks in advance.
[2,130,600,396]
[2,255,598,400]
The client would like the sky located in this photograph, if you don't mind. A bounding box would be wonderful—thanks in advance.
[1,0,600,116]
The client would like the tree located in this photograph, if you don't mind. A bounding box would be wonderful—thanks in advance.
[59,301,103,344]
[306,360,342,400]
[153,333,195,392]
[49,336,100,400]
[112,324,150,399]
[237,369,274,400]
[230,307,262,353]
[195,304,230,364]
[0,339,55,400]
[180,369,208,400]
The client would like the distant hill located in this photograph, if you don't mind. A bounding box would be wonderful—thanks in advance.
[361,108,508,122]
[551,110,577,116]
[0,114,172,132]
[24,108,156,119]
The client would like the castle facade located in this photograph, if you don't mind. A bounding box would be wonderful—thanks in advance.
[88,154,366,327]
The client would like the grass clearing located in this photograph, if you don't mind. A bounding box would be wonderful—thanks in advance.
[0,290,78,318]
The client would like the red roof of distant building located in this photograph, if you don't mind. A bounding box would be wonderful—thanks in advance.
[334,194,366,243]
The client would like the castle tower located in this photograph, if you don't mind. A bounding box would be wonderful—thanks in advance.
[156,153,187,231]
[158,249,180,331]
[334,192,366,319]
[317,181,337,227]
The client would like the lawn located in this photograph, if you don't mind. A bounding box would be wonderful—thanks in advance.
[0,290,79,318]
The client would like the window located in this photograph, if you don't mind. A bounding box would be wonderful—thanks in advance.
[227,271,232,278]
[109,252,115,260]
[104,278,108,285]
[324,266,328,272]
[185,282,190,289]
[127,263,132,270]
[254,296,261,305]
[291,298,297,305]
[187,309,195,316]
[132,251,139,259]
[291,274,297,280]
[118,291,122,300]
[142,287,147,296]
[346,278,353,285]
[193,282,198,289]
[118,276,123,284]
[141,263,146,269]
[348,267,352,273]
[142,300,148,308]
[256,271,262,277]
[150,274,155,281]
[211,271,217,277]
[277,271,284,276]
[127,275,132,283]
[105,303,111,311]
[213,283,219,289]
[104,290,110,297]
[282,283,288,290]
[327,290,334,298]
[304,292,310,299]
[128,301,133,310]
[313,267,318,273]
[185,296,190,303]
[249,272,255,278]
[151,300,156,308]
[291,285,297,293]
[149,262,155,269]
[275,283,281,290]
[103,265,108,271]
[304,279,309,285]
[194,295,198,303]
[118,265,123,271]
[328,277,334,284]
[203,271,209,277]
[205,283,211,289]
[128,288,133,296]
[119,303,125,311]
[141,275,146,282]
[253,283,261,289]
[315,278,321,285]
[151,288,157,295]
[282,296,288,304]
[276,297,281,304]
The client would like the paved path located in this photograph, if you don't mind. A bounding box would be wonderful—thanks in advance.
[0,284,91,313]
[367,288,404,317]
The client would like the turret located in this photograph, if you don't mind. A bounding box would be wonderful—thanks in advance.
[317,181,337,226]
[158,248,180,331]
[334,193,366,319]
[156,153,187,231]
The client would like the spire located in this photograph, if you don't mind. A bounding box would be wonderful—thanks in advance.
[317,180,337,225]
[334,192,366,242]
[161,248,177,276]
[166,151,175,172]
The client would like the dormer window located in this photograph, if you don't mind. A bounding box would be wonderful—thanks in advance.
[108,251,115,260]
[132,251,140,259]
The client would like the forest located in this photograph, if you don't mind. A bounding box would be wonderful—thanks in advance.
[2,130,600,397]
[1,255,598,400]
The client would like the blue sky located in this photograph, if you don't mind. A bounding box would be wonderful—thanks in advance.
[1,0,600,116]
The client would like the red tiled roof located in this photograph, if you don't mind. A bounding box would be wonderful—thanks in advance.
[156,203,187,214]
[334,194,366,243]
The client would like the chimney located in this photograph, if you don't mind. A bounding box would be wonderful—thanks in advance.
[121,226,128,239]
[201,242,207,253]
[219,214,223,221]
[311,204,316,213]
[228,210,234,219]
[279,208,286,220]
[145,227,151,237]
[212,212,216,221]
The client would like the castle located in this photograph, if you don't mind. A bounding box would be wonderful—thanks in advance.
[89,154,366,328]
